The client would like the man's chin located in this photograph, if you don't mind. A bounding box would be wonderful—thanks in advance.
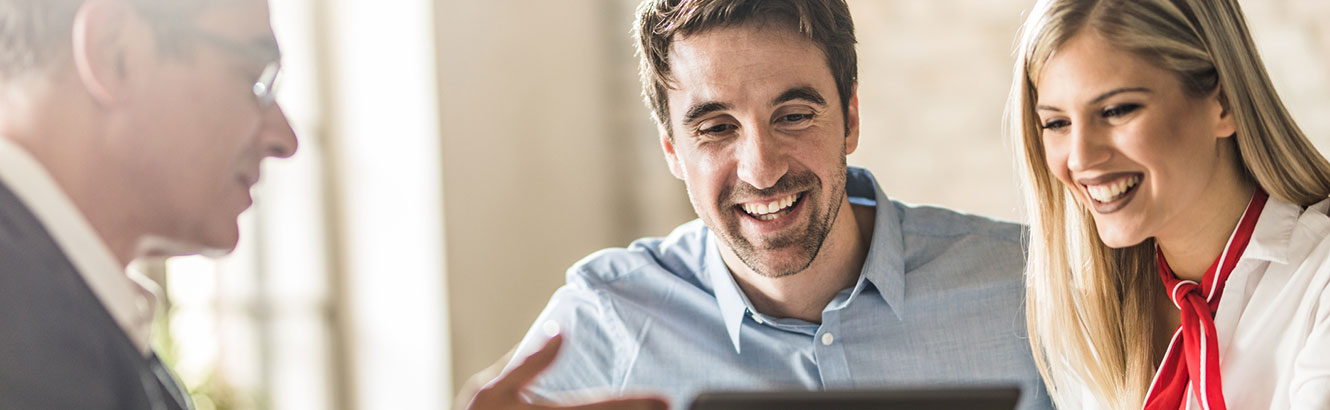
[714,221,816,277]
[736,246,816,278]
[135,233,237,260]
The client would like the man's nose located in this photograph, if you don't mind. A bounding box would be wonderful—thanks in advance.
[261,103,299,159]
[734,126,787,190]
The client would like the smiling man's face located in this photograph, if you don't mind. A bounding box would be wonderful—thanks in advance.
[660,22,859,278]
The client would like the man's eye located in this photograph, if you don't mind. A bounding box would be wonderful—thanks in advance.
[700,124,736,135]
[781,113,813,123]
[1041,119,1069,130]
[1103,104,1141,118]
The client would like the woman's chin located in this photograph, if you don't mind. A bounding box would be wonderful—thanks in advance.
[1094,227,1148,249]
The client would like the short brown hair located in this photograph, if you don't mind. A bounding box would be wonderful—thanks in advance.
[0,0,209,79]
[634,0,857,137]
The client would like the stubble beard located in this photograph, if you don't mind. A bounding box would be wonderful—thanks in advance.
[706,160,848,279]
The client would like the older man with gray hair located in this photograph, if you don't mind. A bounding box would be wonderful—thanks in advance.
[0,0,295,408]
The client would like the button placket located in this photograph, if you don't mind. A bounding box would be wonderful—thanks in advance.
[814,308,852,388]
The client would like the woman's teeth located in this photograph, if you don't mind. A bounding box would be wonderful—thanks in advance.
[741,193,799,221]
[1086,175,1141,203]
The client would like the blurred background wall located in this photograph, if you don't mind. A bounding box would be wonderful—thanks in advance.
[149,1,1330,409]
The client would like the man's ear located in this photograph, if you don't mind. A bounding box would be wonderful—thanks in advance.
[1212,85,1237,139]
[844,83,861,155]
[659,125,684,180]
[71,0,148,106]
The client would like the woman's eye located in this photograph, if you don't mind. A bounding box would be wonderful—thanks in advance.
[1041,119,1070,131]
[1103,104,1141,118]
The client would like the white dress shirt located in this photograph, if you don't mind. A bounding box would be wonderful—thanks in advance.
[0,137,158,357]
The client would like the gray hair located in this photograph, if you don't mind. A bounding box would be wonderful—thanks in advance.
[0,0,211,79]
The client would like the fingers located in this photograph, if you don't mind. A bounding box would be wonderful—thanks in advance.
[490,334,564,393]
[471,334,667,410]
[452,347,518,410]
[554,397,669,410]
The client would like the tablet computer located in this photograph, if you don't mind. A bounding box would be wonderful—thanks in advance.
[688,386,1021,410]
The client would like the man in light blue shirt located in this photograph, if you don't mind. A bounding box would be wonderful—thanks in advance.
[514,168,1049,410]
[476,1,1053,410]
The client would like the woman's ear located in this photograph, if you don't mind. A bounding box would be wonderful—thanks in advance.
[1212,86,1236,139]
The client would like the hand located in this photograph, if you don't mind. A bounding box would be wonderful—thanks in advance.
[463,334,669,410]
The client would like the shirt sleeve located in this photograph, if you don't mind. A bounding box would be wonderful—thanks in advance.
[1289,274,1330,410]
[505,278,632,405]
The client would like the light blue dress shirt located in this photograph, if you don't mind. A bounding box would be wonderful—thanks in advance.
[508,167,1052,410]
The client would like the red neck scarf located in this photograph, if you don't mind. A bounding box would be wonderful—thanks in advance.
[1143,188,1268,410]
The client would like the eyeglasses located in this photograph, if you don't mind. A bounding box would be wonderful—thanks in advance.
[189,30,283,110]
[250,62,280,109]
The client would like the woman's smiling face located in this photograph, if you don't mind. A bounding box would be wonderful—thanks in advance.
[1034,31,1235,248]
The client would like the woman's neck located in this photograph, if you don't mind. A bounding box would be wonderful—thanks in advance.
[1155,173,1256,283]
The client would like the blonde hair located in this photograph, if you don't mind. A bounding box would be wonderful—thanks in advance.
[1008,0,1330,408]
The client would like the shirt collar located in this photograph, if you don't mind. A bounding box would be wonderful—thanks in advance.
[706,167,906,352]
[849,167,907,319]
[1244,193,1317,265]
[0,137,158,356]
[705,228,749,353]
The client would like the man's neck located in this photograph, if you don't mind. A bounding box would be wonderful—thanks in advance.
[720,197,873,323]
[1,84,143,268]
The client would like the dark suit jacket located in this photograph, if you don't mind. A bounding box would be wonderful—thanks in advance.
[0,181,191,410]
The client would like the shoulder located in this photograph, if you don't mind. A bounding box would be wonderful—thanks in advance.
[511,222,717,395]
[890,200,1027,285]
[1247,200,1330,323]
[0,210,145,408]
[544,219,717,341]
[893,200,1027,266]
[0,186,152,408]
[565,219,710,289]
[1278,201,1330,287]
[894,200,1026,246]
[1292,225,1330,304]
[0,268,143,409]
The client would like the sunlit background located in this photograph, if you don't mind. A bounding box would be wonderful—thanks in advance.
[139,1,1330,409]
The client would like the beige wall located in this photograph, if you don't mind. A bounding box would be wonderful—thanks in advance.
[436,0,1330,393]
[435,0,694,389]
[849,1,1030,221]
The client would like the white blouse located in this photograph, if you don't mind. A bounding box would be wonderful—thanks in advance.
[1068,195,1330,410]
[1201,195,1330,409]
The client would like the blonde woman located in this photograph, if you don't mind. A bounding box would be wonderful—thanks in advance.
[1009,0,1330,409]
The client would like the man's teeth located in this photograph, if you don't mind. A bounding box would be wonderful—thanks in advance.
[1086,175,1141,203]
[741,194,799,217]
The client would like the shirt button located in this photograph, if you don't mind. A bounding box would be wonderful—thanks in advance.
[541,320,561,337]
[821,332,835,346]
